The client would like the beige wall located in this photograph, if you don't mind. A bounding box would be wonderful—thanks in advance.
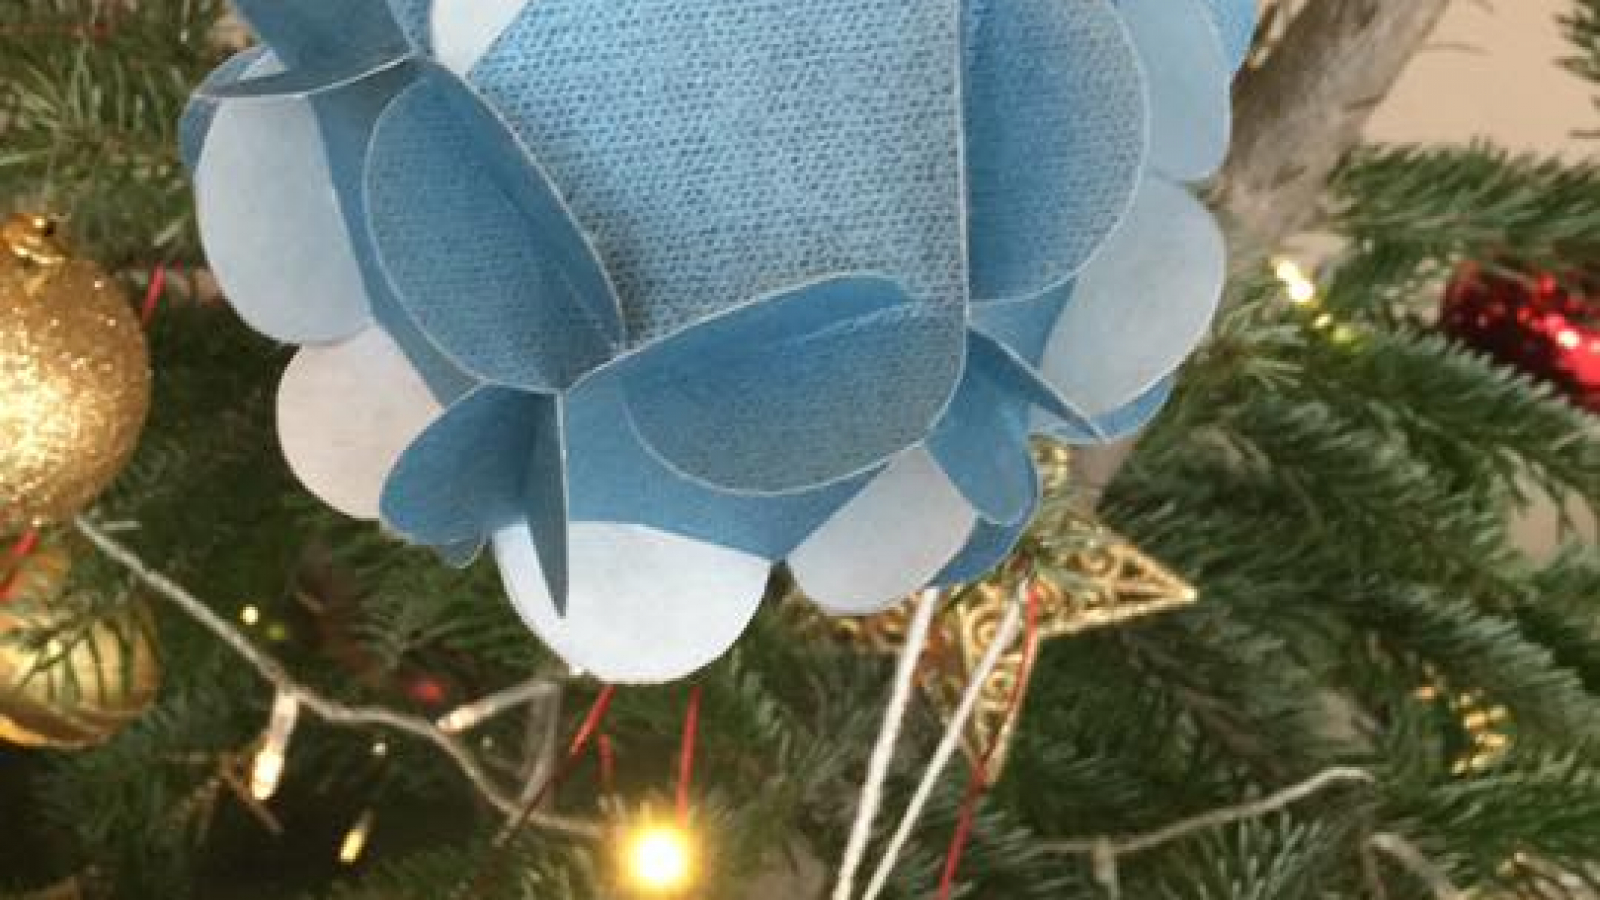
[1366,0,1595,156]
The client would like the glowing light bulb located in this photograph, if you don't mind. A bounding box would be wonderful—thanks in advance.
[240,604,261,626]
[250,691,301,800]
[625,825,693,894]
[1274,258,1317,305]
[1558,328,1582,350]
[339,811,375,865]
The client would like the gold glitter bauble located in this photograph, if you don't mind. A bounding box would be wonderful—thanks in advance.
[0,213,150,531]
[0,535,161,749]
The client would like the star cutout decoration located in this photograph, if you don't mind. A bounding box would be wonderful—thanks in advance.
[809,444,1197,781]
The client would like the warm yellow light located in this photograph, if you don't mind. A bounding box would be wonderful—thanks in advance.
[1274,258,1318,305]
[339,811,375,865]
[241,604,261,626]
[249,749,284,801]
[625,825,693,893]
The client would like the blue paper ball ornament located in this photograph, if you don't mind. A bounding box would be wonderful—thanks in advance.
[187,0,1251,682]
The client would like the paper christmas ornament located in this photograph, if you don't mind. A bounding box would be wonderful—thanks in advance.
[186,0,1249,683]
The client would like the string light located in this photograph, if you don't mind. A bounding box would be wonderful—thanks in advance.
[1274,258,1318,305]
[240,604,261,626]
[338,810,375,865]
[250,690,301,801]
[624,824,694,894]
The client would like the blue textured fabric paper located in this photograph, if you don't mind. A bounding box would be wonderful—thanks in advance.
[964,0,1145,302]
[927,342,1040,527]
[367,68,621,392]
[191,0,1246,681]
[180,47,269,173]
[615,276,963,493]
[469,0,969,345]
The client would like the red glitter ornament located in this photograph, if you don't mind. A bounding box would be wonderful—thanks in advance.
[1442,261,1600,414]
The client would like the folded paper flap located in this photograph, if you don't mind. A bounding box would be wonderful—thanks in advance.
[1039,377,1176,446]
[380,386,558,547]
[928,339,1045,527]
[565,380,864,559]
[614,276,966,495]
[365,70,623,392]
[964,0,1147,303]
[198,54,416,101]
[1117,0,1232,182]
[469,0,969,347]
[1040,176,1226,418]
[194,89,374,345]
[181,47,272,173]
[231,0,410,70]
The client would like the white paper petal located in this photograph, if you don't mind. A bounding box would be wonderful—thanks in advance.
[1040,178,1225,417]
[278,328,443,520]
[494,522,771,684]
[1119,0,1232,182]
[196,95,372,343]
[431,0,531,76]
[789,448,977,615]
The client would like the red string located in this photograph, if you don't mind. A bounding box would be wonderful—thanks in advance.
[936,582,1045,900]
[0,528,41,602]
[677,685,703,826]
[140,264,168,327]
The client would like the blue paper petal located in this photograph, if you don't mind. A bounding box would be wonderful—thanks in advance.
[386,0,434,53]
[231,0,409,70]
[965,0,1146,302]
[200,55,415,101]
[933,517,1032,587]
[566,379,863,560]
[1200,0,1257,72]
[366,67,624,391]
[928,343,1040,526]
[181,47,270,174]
[469,0,968,345]
[971,282,1074,367]
[617,276,965,494]
[1040,177,1225,418]
[195,94,374,344]
[380,386,563,550]
[1118,0,1231,182]
[1039,377,1177,445]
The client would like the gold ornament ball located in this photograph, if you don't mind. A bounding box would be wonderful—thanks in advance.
[0,213,151,532]
[0,537,161,749]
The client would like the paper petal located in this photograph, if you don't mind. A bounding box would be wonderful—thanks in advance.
[494,521,770,684]
[366,68,622,391]
[230,0,408,69]
[1040,178,1224,417]
[199,55,413,101]
[789,448,976,615]
[469,0,968,345]
[1200,0,1257,72]
[929,342,1044,526]
[566,380,862,559]
[380,386,562,549]
[934,519,1031,587]
[965,0,1146,301]
[1118,0,1231,182]
[278,329,443,521]
[386,0,433,52]
[1038,377,1177,445]
[195,95,372,344]
[618,276,964,494]
[430,0,531,76]
[181,47,271,174]
[971,283,1073,367]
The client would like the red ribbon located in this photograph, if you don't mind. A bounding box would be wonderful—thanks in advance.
[677,685,703,826]
[140,264,168,327]
[0,528,41,602]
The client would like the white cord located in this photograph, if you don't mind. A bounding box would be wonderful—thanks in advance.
[832,588,943,900]
[860,587,1025,900]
